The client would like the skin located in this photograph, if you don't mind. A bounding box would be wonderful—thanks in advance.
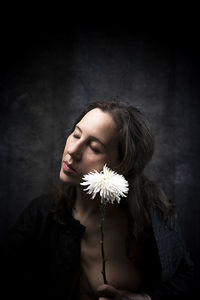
[59,108,120,217]
[59,108,119,185]
[59,108,151,300]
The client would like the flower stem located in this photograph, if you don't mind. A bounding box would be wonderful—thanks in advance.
[100,201,108,284]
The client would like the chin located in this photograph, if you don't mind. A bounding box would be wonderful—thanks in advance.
[59,169,80,186]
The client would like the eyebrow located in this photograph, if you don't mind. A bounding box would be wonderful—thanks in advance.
[75,125,106,149]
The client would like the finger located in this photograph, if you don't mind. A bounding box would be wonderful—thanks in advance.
[97,284,120,297]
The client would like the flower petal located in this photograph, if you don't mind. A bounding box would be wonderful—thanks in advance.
[80,164,129,204]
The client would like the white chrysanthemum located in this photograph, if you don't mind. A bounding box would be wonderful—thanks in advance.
[80,164,129,204]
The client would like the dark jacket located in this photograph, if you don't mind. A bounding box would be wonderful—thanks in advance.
[0,193,194,299]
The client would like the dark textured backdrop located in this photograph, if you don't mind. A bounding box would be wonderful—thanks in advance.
[0,18,199,291]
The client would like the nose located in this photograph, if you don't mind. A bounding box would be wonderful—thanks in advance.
[67,141,82,161]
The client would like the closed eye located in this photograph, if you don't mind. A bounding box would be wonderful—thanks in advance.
[90,146,101,153]
[72,130,102,153]
[73,133,80,139]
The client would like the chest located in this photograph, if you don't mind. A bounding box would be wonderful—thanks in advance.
[77,212,144,297]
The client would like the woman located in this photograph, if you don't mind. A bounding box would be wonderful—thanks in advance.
[1,101,194,299]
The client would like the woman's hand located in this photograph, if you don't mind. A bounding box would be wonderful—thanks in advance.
[97,284,151,300]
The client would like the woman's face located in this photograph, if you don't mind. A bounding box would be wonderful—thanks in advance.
[59,108,120,185]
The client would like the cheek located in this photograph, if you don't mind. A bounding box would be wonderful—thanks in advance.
[81,152,106,171]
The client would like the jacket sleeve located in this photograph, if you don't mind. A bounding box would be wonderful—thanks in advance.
[146,208,195,300]
[0,194,51,296]
[147,248,194,300]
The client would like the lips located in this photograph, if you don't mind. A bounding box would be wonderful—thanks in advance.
[63,161,77,173]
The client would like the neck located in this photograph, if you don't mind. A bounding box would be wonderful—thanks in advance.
[74,186,100,218]
[74,186,122,222]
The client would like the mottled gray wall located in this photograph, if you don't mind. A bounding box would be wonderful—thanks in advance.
[1,25,199,288]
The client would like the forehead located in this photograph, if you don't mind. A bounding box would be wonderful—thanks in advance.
[77,108,118,143]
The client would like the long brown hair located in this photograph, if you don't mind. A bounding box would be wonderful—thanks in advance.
[52,100,175,238]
